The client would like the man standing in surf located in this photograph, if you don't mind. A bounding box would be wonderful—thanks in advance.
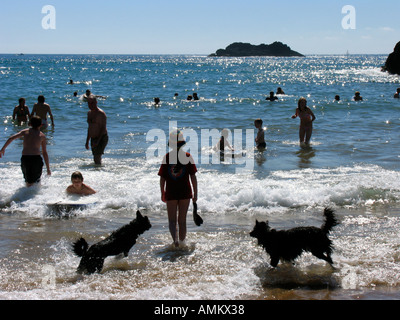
[85,95,108,165]
[31,95,55,130]
[291,97,316,145]
[0,116,51,187]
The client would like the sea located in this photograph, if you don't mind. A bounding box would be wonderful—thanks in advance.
[0,54,400,301]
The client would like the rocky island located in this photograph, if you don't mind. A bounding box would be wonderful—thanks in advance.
[382,41,400,75]
[209,41,304,57]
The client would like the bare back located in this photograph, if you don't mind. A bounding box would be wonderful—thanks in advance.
[87,108,107,139]
[21,128,46,155]
[32,103,51,120]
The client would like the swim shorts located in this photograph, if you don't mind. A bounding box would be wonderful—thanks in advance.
[257,142,266,149]
[91,134,109,155]
[21,155,44,184]
[41,119,48,130]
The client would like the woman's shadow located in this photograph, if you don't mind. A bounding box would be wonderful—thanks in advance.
[156,243,196,262]
[254,262,338,290]
[295,144,316,168]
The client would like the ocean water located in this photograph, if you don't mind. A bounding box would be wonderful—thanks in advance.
[0,54,400,300]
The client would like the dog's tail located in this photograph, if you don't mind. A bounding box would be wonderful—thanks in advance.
[321,207,338,234]
[72,237,89,257]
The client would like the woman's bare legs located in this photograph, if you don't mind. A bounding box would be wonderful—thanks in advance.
[299,126,313,144]
[167,199,190,246]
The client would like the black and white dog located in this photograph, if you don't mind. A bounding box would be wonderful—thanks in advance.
[250,208,338,268]
[72,210,151,274]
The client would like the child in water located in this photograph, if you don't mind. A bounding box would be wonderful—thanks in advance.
[291,97,316,145]
[254,119,266,150]
[66,171,96,195]
[214,128,234,161]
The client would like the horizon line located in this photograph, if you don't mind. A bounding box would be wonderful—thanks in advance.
[0,52,390,56]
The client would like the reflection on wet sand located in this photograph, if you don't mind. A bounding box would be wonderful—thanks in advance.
[296,144,316,168]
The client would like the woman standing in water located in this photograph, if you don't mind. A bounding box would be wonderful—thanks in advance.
[292,97,316,145]
[158,129,198,247]
[12,98,31,125]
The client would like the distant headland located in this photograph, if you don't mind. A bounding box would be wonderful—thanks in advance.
[209,41,304,57]
[382,41,400,75]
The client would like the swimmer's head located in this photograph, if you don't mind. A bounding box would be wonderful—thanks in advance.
[254,118,263,128]
[298,97,307,108]
[87,95,98,109]
[71,171,84,182]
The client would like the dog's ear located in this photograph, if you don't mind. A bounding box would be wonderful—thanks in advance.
[136,210,143,219]
[255,220,259,225]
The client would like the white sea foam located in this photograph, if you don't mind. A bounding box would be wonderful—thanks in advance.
[1,157,399,219]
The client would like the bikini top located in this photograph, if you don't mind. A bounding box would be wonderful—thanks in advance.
[16,106,28,117]
[298,108,312,120]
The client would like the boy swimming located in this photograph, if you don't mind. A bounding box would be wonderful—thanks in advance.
[66,171,96,195]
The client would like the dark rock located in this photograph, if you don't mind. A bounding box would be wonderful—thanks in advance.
[383,41,400,75]
[209,41,304,57]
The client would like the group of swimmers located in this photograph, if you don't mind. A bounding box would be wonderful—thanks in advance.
[256,87,316,146]
[268,87,400,102]
[3,83,399,247]
[154,92,200,106]
[12,95,55,128]
[258,96,315,147]
[4,85,370,192]
[0,89,281,247]
[3,92,108,196]
[335,91,363,101]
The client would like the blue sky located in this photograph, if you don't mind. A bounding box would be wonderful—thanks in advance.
[0,0,399,55]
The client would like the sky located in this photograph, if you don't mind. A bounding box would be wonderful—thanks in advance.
[0,0,399,55]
